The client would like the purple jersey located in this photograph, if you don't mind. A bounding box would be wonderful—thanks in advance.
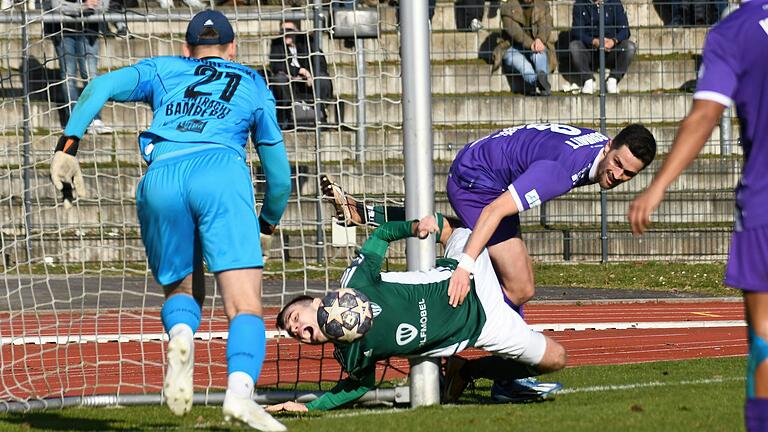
[694,0,768,230]
[449,123,607,212]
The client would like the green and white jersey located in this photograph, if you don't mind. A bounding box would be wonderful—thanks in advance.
[305,221,487,411]
[306,221,545,411]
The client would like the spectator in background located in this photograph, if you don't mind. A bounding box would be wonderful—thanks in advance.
[568,0,636,95]
[659,0,729,27]
[269,20,333,128]
[45,0,113,133]
[455,0,485,32]
[496,0,555,96]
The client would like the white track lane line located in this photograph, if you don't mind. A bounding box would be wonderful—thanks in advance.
[0,320,746,345]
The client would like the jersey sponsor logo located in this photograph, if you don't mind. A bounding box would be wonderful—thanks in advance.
[564,131,609,149]
[396,323,418,346]
[571,165,591,185]
[524,189,541,208]
[363,349,373,357]
[164,96,232,120]
[418,298,428,346]
[370,302,382,318]
[176,119,208,133]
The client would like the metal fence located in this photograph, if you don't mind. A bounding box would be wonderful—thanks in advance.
[0,0,740,412]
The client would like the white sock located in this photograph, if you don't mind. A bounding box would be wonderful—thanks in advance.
[227,371,254,399]
[169,323,194,347]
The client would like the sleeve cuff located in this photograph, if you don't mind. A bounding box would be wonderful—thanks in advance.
[693,90,732,107]
[507,185,524,212]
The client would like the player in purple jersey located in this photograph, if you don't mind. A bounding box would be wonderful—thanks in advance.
[445,123,656,313]
[627,3,768,431]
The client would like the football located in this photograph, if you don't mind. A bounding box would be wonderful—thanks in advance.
[317,288,373,343]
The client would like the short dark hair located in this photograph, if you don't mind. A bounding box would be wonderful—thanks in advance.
[610,124,657,167]
[276,295,314,330]
[283,19,301,31]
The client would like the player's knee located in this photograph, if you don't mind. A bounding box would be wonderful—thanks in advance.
[226,306,263,321]
[502,280,535,305]
[537,337,567,373]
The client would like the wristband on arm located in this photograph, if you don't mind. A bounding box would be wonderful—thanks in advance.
[258,215,276,235]
[55,135,80,156]
[435,212,444,244]
[457,253,475,274]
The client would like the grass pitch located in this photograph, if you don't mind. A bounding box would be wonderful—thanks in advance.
[0,356,745,432]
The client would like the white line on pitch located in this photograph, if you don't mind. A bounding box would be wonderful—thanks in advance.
[558,376,745,394]
[528,320,745,332]
[0,320,745,346]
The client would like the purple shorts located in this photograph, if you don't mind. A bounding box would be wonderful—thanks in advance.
[724,224,768,292]
[446,174,521,246]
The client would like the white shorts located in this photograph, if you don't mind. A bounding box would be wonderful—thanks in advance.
[444,228,547,366]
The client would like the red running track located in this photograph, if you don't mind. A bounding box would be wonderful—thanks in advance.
[0,300,747,401]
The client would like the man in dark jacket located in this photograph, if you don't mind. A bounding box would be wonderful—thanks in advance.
[268,20,333,127]
[568,0,636,95]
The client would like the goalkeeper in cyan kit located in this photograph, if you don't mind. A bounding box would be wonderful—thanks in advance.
[268,215,567,413]
[48,11,290,432]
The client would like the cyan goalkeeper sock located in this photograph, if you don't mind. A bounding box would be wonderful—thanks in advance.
[161,293,201,337]
[226,313,266,391]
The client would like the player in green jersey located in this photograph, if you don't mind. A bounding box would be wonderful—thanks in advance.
[266,214,566,412]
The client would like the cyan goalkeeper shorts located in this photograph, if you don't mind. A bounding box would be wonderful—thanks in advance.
[136,145,262,286]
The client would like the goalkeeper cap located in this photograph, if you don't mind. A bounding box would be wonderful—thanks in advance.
[186,10,235,45]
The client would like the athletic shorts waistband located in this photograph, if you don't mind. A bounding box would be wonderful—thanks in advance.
[147,144,245,170]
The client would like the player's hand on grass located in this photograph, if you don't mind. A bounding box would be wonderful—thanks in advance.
[447,267,471,308]
[627,186,666,236]
[51,135,86,209]
[415,215,438,239]
[265,401,308,413]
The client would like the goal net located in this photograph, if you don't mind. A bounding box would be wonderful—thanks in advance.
[0,0,737,411]
[0,0,413,410]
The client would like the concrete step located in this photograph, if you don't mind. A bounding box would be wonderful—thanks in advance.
[0,1,682,40]
[0,156,740,235]
[1,26,707,70]
[383,0,669,31]
[0,151,742,198]
[0,121,740,166]
[1,223,732,266]
[1,56,700,99]
[0,93,701,139]
[2,187,735,231]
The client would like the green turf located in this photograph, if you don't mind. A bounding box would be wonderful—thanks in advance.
[0,357,745,432]
[534,261,736,297]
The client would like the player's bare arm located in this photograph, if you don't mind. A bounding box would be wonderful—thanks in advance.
[447,193,518,307]
[628,99,725,235]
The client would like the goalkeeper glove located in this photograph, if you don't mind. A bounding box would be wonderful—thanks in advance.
[259,215,276,263]
[51,135,86,209]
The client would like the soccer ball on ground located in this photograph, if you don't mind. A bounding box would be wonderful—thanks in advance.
[317,288,373,343]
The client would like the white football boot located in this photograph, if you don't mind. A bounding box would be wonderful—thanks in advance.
[164,335,194,416]
[222,391,287,432]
